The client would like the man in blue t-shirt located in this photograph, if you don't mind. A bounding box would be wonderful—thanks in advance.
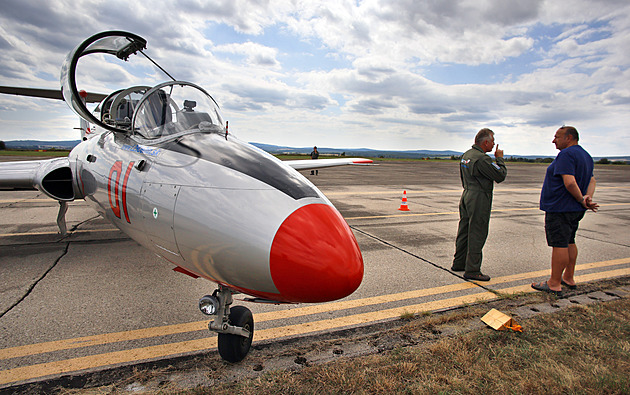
[532,126,599,297]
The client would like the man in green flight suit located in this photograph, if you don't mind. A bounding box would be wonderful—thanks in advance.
[452,128,507,281]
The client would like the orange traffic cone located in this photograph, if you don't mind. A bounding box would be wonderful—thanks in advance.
[398,190,410,211]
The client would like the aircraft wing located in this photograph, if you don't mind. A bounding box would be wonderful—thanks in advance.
[0,160,47,190]
[0,158,74,201]
[0,86,106,103]
[285,158,373,170]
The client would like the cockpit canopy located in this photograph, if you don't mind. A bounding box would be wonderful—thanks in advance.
[60,31,225,141]
[97,81,225,141]
[61,31,147,131]
[132,82,224,141]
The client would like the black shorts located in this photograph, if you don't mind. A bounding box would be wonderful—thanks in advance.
[545,211,585,248]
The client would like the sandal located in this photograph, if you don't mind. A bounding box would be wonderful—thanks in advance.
[531,281,563,297]
[561,280,577,290]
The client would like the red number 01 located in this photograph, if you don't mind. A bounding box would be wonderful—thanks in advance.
[108,161,134,223]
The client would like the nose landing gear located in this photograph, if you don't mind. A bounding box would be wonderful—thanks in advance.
[218,305,254,362]
[199,286,254,363]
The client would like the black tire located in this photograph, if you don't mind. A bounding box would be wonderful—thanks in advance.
[218,306,254,363]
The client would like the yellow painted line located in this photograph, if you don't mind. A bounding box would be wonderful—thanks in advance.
[0,199,47,203]
[253,282,477,320]
[347,207,536,220]
[3,201,628,235]
[0,228,121,238]
[1,257,627,361]
[477,257,630,287]
[0,321,209,360]
[0,291,497,386]
[1,186,626,202]
[346,203,630,220]
[1,263,629,386]
[253,292,498,340]
[0,281,479,361]
[499,267,630,295]
[574,267,630,283]
[0,337,218,386]
[4,203,627,236]
[0,199,86,204]
[324,189,462,197]
[347,211,459,220]
[323,186,629,197]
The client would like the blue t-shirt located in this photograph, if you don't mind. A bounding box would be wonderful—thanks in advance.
[540,145,594,212]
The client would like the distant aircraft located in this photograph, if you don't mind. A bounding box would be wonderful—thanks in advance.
[0,31,372,362]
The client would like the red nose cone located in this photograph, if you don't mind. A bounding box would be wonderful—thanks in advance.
[270,204,364,303]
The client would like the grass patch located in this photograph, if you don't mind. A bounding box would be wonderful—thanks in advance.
[272,154,457,162]
[190,298,630,395]
[400,311,415,320]
[0,150,69,157]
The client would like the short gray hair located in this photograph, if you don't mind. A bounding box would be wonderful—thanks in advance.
[475,128,494,145]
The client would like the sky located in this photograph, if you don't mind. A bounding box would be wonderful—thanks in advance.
[0,0,629,157]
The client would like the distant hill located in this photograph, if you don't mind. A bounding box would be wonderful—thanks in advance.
[4,140,81,150]
[2,139,628,162]
[2,139,462,158]
[251,143,462,159]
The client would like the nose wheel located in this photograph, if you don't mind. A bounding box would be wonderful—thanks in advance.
[199,286,254,363]
[218,305,254,362]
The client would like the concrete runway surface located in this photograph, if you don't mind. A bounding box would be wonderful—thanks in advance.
[1,160,629,388]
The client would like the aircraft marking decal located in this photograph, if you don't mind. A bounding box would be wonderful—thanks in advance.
[122,144,161,157]
[121,162,134,223]
[108,161,134,223]
[108,161,123,219]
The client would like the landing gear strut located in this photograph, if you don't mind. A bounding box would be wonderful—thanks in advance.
[199,286,254,362]
[57,201,68,235]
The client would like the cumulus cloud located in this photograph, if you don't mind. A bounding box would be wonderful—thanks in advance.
[0,0,629,156]
[214,42,280,68]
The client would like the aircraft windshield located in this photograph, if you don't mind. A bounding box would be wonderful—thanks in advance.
[100,86,150,129]
[132,82,225,140]
[60,31,225,139]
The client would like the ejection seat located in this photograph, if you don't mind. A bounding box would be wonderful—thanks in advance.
[175,100,213,131]
[142,89,172,139]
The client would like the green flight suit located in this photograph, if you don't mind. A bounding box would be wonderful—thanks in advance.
[453,145,507,275]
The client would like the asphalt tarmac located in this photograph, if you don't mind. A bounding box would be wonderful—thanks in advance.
[1,159,629,389]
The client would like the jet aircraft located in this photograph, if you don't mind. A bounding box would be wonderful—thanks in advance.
[0,31,372,362]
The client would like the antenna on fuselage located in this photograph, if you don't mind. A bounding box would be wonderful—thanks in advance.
[74,90,91,140]
[138,49,177,82]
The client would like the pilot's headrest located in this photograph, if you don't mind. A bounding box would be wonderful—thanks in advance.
[184,100,196,111]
